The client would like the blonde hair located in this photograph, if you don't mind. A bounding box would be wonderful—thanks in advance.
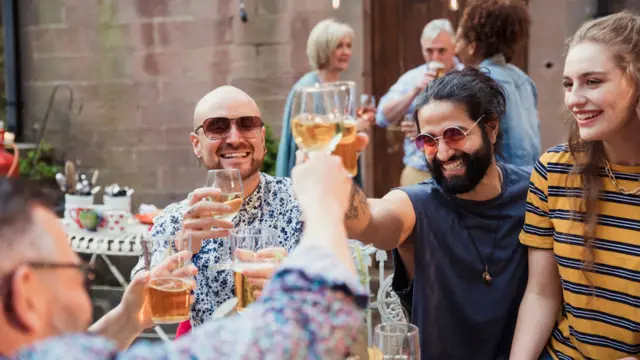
[420,18,456,43]
[306,18,355,70]
[565,11,640,274]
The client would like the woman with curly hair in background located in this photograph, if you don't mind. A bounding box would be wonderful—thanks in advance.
[455,0,541,167]
[511,11,640,360]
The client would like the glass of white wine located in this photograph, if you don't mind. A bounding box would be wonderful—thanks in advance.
[205,168,244,221]
[205,168,243,271]
[290,84,344,157]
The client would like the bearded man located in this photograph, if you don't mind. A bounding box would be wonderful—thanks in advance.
[343,68,532,360]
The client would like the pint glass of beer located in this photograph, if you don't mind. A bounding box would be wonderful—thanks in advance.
[229,227,279,312]
[141,235,193,324]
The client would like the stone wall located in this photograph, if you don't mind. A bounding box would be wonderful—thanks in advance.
[18,0,364,207]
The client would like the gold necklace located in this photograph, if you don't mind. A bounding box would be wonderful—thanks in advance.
[602,158,640,195]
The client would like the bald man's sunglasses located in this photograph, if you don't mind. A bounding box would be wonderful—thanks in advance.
[195,116,263,140]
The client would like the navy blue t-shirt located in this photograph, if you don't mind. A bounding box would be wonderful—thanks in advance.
[392,163,531,360]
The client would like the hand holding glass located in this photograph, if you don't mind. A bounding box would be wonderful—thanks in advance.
[230,227,279,312]
[141,235,194,324]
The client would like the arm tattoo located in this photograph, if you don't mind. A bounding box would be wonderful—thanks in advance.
[345,185,369,221]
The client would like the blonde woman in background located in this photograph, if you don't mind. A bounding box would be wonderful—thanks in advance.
[276,18,372,186]
[511,11,640,360]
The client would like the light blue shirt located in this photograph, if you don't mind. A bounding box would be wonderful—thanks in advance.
[375,61,464,171]
[479,55,541,166]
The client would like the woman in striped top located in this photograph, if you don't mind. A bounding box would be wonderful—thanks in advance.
[510,11,640,360]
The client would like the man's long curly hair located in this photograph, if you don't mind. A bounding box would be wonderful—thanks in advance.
[457,0,530,63]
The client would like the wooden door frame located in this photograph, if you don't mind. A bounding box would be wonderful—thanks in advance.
[362,0,530,198]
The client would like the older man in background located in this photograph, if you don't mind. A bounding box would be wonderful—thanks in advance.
[376,19,464,186]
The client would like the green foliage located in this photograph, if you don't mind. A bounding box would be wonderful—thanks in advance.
[18,143,61,181]
[261,123,280,176]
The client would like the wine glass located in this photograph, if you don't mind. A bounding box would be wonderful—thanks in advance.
[326,81,359,176]
[360,94,376,108]
[205,168,243,271]
[373,322,420,359]
[290,84,344,157]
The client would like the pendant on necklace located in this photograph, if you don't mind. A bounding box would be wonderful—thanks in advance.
[482,266,493,286]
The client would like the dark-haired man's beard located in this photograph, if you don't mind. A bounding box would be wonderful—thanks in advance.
[426,133,493,195]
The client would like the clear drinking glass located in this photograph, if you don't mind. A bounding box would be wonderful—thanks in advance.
[204,169,244,222]
[205,168,243,271]
[140,235,193,324]
[360,94,376,108]
[373,322,421,359]
[229,227,279,312]
[290,84,344,156]
[325,81,359,176]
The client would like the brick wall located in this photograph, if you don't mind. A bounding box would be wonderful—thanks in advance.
[18,0,364,208]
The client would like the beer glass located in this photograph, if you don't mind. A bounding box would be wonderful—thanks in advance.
[141,235,193,324]
[205,168,243,271]
[373,322,421,359]
[427,60,446,78]
[230,227,279,312]
[290,84,344,156]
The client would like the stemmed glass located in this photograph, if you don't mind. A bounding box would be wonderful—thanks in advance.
[205,168,243,271]
[290,84,344,157]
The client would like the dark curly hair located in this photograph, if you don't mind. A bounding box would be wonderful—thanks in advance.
[458,0,530,63]
[414,66,507,154]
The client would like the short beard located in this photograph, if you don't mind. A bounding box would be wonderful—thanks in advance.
[426,131,493,195]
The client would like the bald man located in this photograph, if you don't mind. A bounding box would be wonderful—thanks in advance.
[131,86,305,328]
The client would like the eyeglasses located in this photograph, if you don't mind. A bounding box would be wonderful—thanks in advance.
[414,115,486,156]
[1,262,95,329]
[194,116,263,140]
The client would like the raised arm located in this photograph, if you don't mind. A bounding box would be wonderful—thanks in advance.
[376,70,435,127]
[344,185,416,251]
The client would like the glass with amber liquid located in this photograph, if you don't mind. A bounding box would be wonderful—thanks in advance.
[332,118,359,176]
[229,227,279,312]
[290,84,344,156]
[141,235,193,324]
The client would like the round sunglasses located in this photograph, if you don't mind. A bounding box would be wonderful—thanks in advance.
[414,115,486,156]
[195,116,263,140]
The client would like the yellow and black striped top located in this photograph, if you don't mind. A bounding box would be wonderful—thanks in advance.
[520,144,640,360]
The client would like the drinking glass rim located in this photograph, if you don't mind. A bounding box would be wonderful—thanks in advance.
[140,234,177,243]
[295,83,341,94]
[206,168,241,174]
[229,227,278,236]
[374,322,419,336]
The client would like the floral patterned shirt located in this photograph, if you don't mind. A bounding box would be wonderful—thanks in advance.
[5,245,368,360]
[131,173,304,326]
